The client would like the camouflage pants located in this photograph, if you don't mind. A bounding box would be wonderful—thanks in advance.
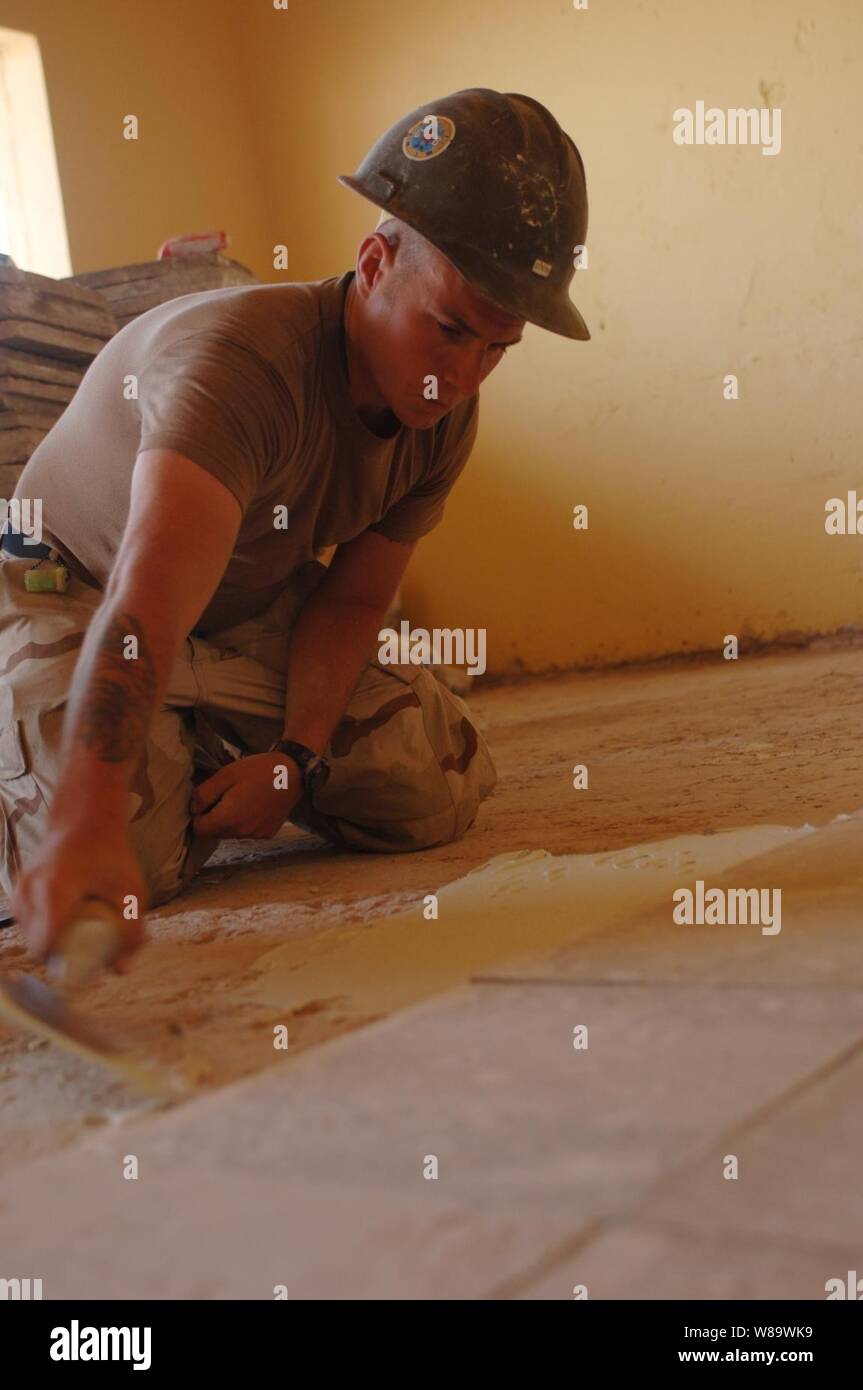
[0,554,497,908]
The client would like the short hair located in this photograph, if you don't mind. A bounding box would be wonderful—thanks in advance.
[374,216,432,278]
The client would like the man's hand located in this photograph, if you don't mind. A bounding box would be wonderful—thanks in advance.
[11,818,148,970]
[190,752,303,839]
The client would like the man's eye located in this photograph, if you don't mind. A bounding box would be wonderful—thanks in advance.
[437,322,508,354]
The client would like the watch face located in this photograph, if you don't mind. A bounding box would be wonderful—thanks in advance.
[307,759,330,795]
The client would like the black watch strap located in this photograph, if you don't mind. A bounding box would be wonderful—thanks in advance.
[268,738,329,793]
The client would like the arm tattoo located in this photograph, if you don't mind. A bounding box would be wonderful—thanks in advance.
[75,611,158,763]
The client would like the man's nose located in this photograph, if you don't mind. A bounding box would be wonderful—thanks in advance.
[444,345,486,399]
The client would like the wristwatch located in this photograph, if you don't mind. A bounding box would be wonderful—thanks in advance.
[268,737,331,797]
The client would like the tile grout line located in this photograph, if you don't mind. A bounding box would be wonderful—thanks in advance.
[485,1034,863,1299]
[601,1211,863,1265]
[471,975,863,991]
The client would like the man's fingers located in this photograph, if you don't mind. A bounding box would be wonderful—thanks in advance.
[190,765,236,814]
[192,787,242,838]
[22,887,65,963]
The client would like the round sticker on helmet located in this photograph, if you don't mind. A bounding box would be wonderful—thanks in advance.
[402,115,456,161]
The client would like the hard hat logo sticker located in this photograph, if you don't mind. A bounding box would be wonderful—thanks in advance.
[402,114,456,161]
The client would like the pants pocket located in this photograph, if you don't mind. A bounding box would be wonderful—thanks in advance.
[0,720,28,779]
[0,719,32,891]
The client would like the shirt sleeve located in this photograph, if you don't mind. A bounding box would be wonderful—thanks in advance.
[137,326,298,514]
[368,395,479,544]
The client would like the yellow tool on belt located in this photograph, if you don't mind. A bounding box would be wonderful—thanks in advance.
[24,564,68,593]
[23,550,69,593]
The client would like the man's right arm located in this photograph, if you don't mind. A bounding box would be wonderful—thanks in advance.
[13,448,241,963]
[52,448,242,822]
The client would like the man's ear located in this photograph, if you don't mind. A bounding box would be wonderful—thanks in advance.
[355,231,394,298]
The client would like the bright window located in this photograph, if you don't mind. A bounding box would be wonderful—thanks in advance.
[0,25,71,276]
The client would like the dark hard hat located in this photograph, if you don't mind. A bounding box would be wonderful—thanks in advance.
[337,87,590,341]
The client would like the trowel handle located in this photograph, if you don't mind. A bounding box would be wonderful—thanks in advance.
[48,898,126,986]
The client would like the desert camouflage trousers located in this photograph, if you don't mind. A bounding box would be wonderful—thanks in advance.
[0,554,497,908]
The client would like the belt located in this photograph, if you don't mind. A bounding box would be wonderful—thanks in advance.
[0,529,56,559]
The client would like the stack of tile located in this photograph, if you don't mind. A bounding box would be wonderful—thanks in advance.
[0,253,259,494]
[65,252,257,331]
[0,264,117,492]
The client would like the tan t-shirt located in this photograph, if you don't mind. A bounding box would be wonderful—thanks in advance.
[14,270,479,633]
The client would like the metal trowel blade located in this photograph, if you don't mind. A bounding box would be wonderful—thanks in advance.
[0,972,189,1099]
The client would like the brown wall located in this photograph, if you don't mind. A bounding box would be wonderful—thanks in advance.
[3,0,861,672]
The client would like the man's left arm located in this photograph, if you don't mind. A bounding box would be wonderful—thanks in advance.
[275,397,479,769]
[277,528,414,754]
[190,529,414,837]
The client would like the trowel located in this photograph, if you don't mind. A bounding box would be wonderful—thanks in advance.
[0,898,189,1099]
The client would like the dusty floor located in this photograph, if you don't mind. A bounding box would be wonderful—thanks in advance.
[1,635,861,1187]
